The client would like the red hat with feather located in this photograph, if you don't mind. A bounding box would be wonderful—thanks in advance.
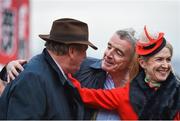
[136,26,166,56]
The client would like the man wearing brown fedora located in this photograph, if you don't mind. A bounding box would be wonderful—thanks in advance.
[2,25,138,121]
[1,28,137,120]
[0,18,97,119]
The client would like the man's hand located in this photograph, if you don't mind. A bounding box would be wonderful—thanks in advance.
[6,59,27,82]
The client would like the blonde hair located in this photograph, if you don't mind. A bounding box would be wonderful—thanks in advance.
[129,53,139,81]
[165,41,173,57]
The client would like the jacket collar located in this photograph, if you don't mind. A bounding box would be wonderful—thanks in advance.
[42,48,67,85]
[89,59,103,69]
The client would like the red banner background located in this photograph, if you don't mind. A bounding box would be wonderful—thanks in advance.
[0,0,29,64]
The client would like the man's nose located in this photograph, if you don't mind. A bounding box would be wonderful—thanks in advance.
[106,49,114,58]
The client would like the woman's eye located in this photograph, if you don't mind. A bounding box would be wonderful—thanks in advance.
[166,58,171,62]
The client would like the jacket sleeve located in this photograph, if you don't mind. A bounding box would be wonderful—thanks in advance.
[6,72,46,119]
[174,112,180,120]
[68,73,129,110]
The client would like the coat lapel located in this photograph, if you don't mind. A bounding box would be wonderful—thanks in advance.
[43,49,84,119]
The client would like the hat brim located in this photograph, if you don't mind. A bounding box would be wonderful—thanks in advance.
[39,34,98,50]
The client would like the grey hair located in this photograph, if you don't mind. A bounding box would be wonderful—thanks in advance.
[116,29,137,59]
[115,29,138,81]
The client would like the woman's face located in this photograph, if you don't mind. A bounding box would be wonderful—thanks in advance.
[139,47,172,82]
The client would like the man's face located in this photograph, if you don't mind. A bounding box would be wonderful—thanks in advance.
[70,45,88,74]
[139,47,172,82]
[102,33,133,73]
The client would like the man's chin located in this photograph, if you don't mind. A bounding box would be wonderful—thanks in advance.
[102,65,113,72]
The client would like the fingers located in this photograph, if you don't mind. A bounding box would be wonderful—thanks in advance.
[7,69,16,81]
[15,61,25,71]
[19,59,27,65]
[11,66,20,77]
[7,75,10,83]
[6,59,26,82]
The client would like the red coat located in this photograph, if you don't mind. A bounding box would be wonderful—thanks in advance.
[68,74,180,120]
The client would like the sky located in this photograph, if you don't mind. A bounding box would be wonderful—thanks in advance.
[29,0,180,74]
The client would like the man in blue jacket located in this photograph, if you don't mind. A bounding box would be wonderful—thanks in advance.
[3,28,136,120]
[0,18,97,119]
[74,29,137,120]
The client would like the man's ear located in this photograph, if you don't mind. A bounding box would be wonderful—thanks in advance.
[138,57,146,69]
[68,46,75,58]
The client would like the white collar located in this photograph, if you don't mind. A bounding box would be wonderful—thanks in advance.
[50,55,67,80]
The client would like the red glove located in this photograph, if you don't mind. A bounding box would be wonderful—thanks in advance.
[67,73,81,88]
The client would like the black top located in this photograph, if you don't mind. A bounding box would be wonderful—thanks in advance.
[130,70,180,120]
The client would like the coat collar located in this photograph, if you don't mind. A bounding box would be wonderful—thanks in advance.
[42,48,67,85]
[130,70,180,120]
[89,59,103,69]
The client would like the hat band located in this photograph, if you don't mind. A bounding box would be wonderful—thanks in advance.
[49,34,88,42]
[142,38,166,57]
[142,43,156,50]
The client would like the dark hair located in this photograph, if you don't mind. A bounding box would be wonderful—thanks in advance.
[45,41,87,55]
[45,41,69,55]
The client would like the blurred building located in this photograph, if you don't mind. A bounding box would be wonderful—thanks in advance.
[0,0,30,66]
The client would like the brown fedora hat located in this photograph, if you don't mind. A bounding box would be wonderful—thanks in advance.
[39,18,98,50]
